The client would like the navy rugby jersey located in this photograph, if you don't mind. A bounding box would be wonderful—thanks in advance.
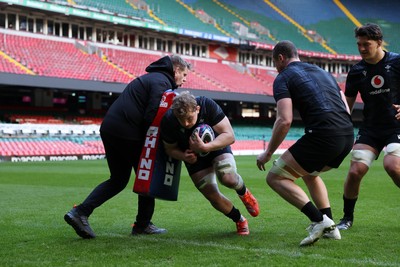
[345,51,400,129]
[273,61,353,136]
[161,96,225,150]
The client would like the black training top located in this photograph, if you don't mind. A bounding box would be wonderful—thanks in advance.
[345,51,400,129]
[273,61,353,136]
[160,96,225,150]
[100,56,178,140]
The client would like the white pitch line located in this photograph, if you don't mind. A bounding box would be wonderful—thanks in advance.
[104,233,399,267]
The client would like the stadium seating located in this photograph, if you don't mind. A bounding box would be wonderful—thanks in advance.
[102,49,160,77]
[0,32,279,95]
[49,0,153,21]
[0,34,30,74]
[21,0,398,54]
[0,137,104,156]
[1,1,391,161]
[247,67,276,95]
[0,135,297,157]
[217,0,325,53]
[189,0,259,40]
[265,0,357,55]
[0,33,132,83]
[0,121,302,157]
[231,139,295,153]
[189,60,268,94]
[145,0,223,35]
[0,59,27,74]
[340,0,400,52]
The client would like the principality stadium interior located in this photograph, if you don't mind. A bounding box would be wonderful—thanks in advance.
[0,0,399,161]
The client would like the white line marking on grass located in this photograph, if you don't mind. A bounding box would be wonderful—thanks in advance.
[105,233,398,267]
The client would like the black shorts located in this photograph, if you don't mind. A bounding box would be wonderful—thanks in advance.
[288,133,354,173]
[355,127,400,153]
[184,146,232,175]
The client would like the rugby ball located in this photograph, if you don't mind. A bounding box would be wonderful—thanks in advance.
[191,124,215,157]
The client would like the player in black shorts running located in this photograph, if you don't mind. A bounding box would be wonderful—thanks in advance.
[256,40,354,246]
[337,23,400,230]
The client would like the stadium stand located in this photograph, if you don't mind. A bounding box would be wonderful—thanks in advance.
[0,137,104,156]
[216,0,326,53]
[265,0,357,55]
[247,67,276,95]
[49,0,153,21]
[340,0,400,52]
[145,0,223,35]
[0,56,28,75]
[0,30,281,95]
[0,32,132,83]
[188,59,268,94]
[189,0,263,41]
[102,48,160,77]
[2,0,396,161]
[0,122,300,157]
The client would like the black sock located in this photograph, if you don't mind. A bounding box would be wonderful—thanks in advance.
[226,206,241,222]
[343,195,357,220]
[236,185,247,196]
[301,201,323,222]
[319,207,333,220]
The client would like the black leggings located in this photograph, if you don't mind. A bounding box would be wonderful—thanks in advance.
[77,131,155,227]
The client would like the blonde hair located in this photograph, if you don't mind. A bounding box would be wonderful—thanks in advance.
[171,91,197,117]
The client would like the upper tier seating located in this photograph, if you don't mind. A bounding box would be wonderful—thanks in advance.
[145,0,223,35]
[340,0,400,52]
[266,0,357,55]
[49,0,153,21]
[43,0,399,54]
[216,0,325,52]
[190,0,273,42]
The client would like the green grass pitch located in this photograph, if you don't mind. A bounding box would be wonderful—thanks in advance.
[0,155,399,266]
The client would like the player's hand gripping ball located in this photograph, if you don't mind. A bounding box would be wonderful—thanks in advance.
[191,124,215,157]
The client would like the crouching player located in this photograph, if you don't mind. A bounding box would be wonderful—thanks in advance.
[160,91,259,235]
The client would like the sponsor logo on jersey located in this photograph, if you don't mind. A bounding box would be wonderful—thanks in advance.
[371,75,384,89]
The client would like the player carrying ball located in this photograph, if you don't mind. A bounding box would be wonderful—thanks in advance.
[160,91,259,235]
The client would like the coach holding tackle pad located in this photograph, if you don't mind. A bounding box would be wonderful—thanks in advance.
[64,54,191,238]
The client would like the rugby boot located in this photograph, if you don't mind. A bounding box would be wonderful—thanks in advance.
[132,222,167,235]
[239,189,260,217]
[64,207,96,239]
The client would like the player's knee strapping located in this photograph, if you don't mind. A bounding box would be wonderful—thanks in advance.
[270,157,302,181]
[351,149,376,167]
[215,158,243,190]
[384,143,400,158]
[196,173,217,189]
